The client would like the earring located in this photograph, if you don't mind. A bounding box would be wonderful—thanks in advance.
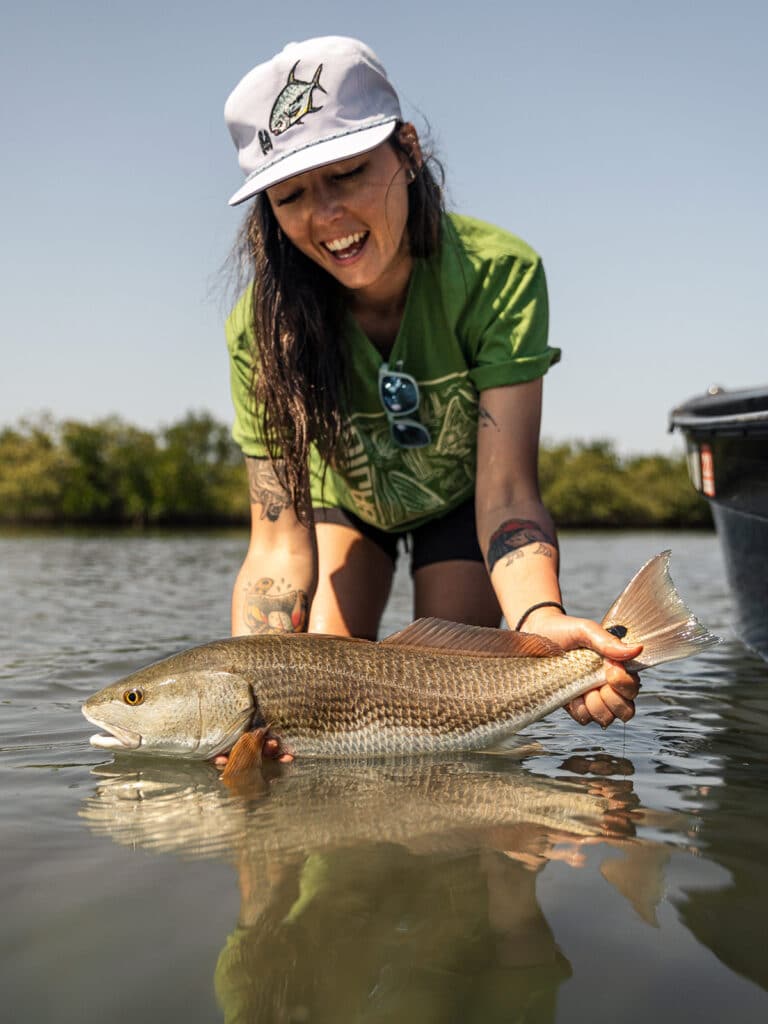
[407,168,417,183]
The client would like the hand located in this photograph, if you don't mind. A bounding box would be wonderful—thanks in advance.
[522,610,642,729]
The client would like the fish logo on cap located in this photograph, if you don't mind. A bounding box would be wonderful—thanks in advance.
[269,60,327,136]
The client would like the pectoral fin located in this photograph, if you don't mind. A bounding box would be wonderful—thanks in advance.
[220,727,270,780]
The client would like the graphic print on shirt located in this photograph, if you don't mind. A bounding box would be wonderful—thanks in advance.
[269,61,327,136]
[332,370,478,530]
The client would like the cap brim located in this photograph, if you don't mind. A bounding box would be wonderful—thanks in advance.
[228,119,398,206]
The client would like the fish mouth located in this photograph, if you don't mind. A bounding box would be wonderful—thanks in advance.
[82,707,142,751]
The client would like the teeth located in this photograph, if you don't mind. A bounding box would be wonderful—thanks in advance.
[324,232,366,253]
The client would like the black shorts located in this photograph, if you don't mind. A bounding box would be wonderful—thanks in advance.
[313,498,484,575]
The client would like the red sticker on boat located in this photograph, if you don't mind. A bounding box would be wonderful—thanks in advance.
[700,444,715,497]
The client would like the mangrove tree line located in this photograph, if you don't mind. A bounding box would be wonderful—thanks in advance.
[0,413,711,528]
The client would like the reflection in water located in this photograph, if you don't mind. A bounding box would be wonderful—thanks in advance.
[665,643,768,992]
[81,755,680,1023]
[5,533,768,1020]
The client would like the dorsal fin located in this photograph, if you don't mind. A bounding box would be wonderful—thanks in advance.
[379,617,565,659]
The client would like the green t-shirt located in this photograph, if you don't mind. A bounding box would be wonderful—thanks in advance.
[226,213,560,531]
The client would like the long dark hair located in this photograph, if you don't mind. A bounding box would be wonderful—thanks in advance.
[234,126,445,524]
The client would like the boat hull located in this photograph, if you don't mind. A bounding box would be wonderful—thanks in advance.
[670,386,768,660]
[710,502,768,657]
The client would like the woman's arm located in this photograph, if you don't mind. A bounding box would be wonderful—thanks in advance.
[231,457,317,636]
[475,380,641,728]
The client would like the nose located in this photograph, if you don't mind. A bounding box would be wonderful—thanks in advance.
[310,182,344,227]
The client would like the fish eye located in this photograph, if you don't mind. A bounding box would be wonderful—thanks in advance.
[123,688,144,706]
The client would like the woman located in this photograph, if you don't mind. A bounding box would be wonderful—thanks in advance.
[223,35,640,735]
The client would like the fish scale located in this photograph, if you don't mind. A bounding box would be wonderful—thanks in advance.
[82,552,720,761]
[248,638,606,755]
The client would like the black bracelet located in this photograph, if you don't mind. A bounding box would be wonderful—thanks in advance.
[514,601,566,632]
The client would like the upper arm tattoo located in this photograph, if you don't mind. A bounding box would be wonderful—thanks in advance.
[486,519,557,573]
[245,457,292,522]
[478,404,501,431]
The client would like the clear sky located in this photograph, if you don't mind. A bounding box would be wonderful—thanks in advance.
[2,0,765,455]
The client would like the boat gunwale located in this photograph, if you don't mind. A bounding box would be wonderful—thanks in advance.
[670,408,768,432]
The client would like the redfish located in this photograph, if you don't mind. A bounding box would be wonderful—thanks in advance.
[82,552,719,762]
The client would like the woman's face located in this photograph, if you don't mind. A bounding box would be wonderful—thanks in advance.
[266,138,412,300]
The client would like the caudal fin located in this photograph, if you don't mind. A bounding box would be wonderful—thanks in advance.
[601,551,720,670]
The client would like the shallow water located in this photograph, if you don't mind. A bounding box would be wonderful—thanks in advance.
[1,529,767,1023]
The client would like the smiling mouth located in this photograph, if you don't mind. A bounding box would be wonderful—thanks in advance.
[322,231,369,261]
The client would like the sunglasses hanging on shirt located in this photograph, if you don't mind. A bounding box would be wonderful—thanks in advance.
[378,362,432,449]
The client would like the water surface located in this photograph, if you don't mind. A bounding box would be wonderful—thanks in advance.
[1,530,767,1022]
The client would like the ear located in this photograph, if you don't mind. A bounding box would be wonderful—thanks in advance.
[396,122,424,171]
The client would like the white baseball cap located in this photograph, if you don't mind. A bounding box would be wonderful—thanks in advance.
[225,36,402,206]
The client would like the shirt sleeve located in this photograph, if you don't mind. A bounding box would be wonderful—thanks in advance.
[225,290,270,457]
[462,256,560,392]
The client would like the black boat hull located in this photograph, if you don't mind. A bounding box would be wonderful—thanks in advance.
[710,502,768,658]
[670,386,768,660]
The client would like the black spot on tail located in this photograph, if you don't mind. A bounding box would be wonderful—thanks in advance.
[607,624,628,639]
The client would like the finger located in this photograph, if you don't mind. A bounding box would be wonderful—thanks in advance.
[567,685,635,727]
[605,641,643,661]
[566,696,592,726]
[605,681,640,701]
[604,660,639,682]
[604,662,641,697]
[583,688,618,728]
[581,623,643,662]
[597,684,636,723]
[583,686,637,727]
[264,736,294,762]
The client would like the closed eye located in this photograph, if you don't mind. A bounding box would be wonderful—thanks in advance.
[333,162,367,182]
[273,188,304,207]
[272,162,366,207]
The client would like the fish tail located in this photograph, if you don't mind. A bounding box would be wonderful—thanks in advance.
[312,63,327,93]
[601,551,720,669]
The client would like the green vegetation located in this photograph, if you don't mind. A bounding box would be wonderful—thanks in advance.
[0,415,711,528]
[0,413,247,526]
[539,440,712,528]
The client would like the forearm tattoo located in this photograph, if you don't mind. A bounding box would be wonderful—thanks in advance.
[246,457,292,522]
[486,519,557,574]
[243,576,309,633]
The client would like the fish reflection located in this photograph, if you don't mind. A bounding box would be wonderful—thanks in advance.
[80,755,647,862]
[80,756,680,1023]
